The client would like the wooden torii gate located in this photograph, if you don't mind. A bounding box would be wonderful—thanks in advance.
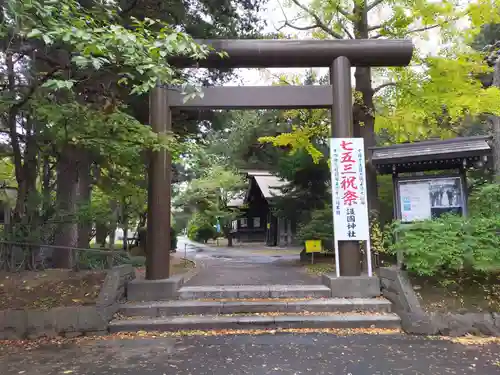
[146,39,414,280]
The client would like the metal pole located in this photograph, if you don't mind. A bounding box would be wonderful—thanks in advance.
[146,85,171,280]
[330,56,362,277]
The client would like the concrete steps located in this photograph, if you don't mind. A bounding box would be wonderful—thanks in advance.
[109,312,401,333]
[177,285,331,299]
[113,284,401,333]
[119,298,393,317]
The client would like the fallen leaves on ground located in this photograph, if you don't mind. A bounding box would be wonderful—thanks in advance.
[117,311,388,320]
[0,270,105,310]
[0,327,401,352]
[439,335,500,346]
[198,297,316,302]
[134,257,195,280]
[304,263,335,276]
[203,311,385,317]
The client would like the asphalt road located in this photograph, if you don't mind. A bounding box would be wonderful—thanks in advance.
[176,237,320,286]
[1,333,499,375]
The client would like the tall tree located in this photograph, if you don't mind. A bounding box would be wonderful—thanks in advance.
[486,39,500,179]
[1,0,206,266]
[471,24,500,178]
[267,0,500,212]
[175,164,245,246]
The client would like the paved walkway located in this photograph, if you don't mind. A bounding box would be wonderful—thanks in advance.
[2,333,499,374]
[177,237,321,286]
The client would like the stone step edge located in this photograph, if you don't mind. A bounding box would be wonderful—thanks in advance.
[109,313,401,332]
[178,285,331,291]
[119,298,392,317]
[177,285,331,299]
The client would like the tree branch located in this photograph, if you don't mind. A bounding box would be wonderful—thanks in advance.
[12,67,61,110]
[372,82,397,95]
[288,0,344,39]
[325,2,350,18]
[278,21,320,32]
[404,23,444,35]
[340,24,354,39]
[119,0,138,15]
[372,17,459,39]
[367,0,386,11]
[368,24,384,32]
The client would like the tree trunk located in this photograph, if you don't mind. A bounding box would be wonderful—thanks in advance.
[492,57,500,181]
[42,156,53,215]
[121,199,129,250]
[40,155,54,245]
[352,1,380,215]
[53,145,80,268]
[95,223,108,248]
[77,154,92,248]
[123,224,129,250]
[353,67,379,213]
[7,52,25,222]
[108,200,119,250]
[352,1,378,274]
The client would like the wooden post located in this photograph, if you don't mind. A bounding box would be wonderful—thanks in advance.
[146,85,171,280]
[330,56,362,277]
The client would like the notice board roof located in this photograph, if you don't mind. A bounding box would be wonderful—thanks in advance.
[370,136,492,174]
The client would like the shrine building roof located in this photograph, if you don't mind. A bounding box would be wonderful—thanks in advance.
[370,136,492,174]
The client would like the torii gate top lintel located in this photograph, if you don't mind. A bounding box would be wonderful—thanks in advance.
[169,39,414,69]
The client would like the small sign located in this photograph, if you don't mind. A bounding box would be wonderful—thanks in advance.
[330,137,372,277]
[330,138,369,241]
[305,240,322,253]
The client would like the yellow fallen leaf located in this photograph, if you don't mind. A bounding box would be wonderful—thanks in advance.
[71,299,82,303]
[62,371,74,374]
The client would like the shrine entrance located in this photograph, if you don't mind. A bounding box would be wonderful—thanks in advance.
[145,38,414,281]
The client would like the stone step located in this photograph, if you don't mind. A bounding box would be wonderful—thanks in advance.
[119,298,392,317]
[177,285,331,299]
[109,313,401,333]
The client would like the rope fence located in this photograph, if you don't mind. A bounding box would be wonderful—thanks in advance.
[0,240,133,272]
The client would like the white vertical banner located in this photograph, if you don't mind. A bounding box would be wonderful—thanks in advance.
[330,138,372,276]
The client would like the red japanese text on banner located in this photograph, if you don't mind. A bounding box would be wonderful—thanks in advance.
[330,138,369,241]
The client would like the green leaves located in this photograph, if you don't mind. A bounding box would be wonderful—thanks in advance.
[41,79,75,90]
[389,184,500,277]
[176,164,246,239]
[7,0,209,95]
[26,28,42,38]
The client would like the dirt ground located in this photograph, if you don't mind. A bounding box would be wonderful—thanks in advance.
[1,256,195,310]
[134,256,195,279]
[410,274,500,313]
[0,269,106,310]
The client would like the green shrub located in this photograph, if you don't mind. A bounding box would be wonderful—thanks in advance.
[137,226,178,251]
[297,205,333,249]
[469,183,500,217]
[170,227,178,251]
[389,214,500,276]
[187,213,216,243]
